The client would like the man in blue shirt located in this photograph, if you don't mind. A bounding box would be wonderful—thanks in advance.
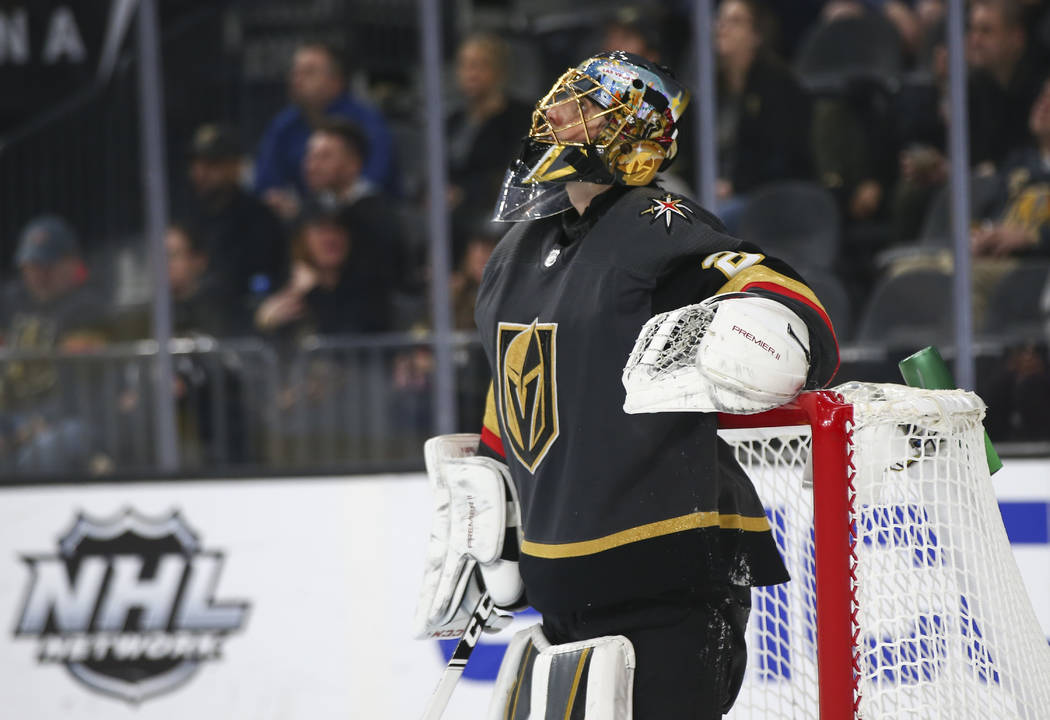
[254,42,397,212]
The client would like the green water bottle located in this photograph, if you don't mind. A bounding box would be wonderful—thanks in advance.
[899,346,1003,474]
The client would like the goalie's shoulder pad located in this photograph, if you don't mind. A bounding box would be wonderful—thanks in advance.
[623,293,810,414]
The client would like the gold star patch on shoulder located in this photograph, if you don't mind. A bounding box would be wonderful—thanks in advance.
[639,193,694,233]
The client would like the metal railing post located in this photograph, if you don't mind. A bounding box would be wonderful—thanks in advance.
[135,0,179,471]
[419,0,457,436]
[946,0,975,390]
[692,0,718,211]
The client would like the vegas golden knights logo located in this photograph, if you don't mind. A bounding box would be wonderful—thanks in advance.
[496,320,559,473]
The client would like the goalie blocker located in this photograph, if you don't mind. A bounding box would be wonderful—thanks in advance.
[413,434,525,640]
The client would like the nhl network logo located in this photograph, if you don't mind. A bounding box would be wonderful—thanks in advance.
[14,508,250,703]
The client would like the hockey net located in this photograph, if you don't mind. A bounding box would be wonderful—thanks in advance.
[717,382,1050,720]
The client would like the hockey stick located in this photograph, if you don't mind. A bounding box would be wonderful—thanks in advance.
[420,588,496,720]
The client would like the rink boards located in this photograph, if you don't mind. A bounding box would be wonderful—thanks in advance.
[0,461,1047,719]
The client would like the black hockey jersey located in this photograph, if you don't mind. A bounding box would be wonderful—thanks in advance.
[475,185,839,614]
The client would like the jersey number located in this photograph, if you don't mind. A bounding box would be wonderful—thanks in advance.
[701,251,765,279]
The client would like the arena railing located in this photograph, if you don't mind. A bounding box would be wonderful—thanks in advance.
[0,338,281,480]
[0,334,1044,483]
[0,331,490,482]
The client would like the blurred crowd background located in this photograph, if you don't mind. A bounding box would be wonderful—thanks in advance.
[2,0,1050,479]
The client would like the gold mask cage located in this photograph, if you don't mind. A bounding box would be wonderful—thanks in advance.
[529,68,637,149]
[527,67,676,185]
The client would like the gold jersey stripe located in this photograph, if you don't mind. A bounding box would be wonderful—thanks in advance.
[483,383,502,438]
[521,510,772,559]
[715,264,827,313]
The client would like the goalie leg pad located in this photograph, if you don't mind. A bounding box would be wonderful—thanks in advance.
[414,434,524,638]
[487,625,636,720]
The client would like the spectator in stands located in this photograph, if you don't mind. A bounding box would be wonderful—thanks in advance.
[302,118,421,310]
[254,209,392,342]
[600,8,664,63]
[167,221,248,463]
[968,0,1045,164]
[254,42,397,212]
[0,216,110,473]
[888,0,1043,237]
[390,224,500,436]
[915,0,947,38]
[184,123,288,311]
[972,76,1050,258]
[115,222,250,466]
[451,229,498,331]
[452,227,499,430]
[714,0,812,231]
[267,116,378,223]
[968,76,1050,326]
[302,118,377,213]
[166,222,247,337]
[822,0,923,60]
[802,3,906,300]
[0,216,108,348]
[890,20,1008,244]
[447,32,532,265]
[808,7,901,228]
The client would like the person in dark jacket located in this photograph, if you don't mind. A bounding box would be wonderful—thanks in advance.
[890,19,1009,244]
[253,209,391,341]
[165,222,246,337]
[302,118,420,302]
[446,32,532,264]
[0,216,111,473]
[183,124,289,311]
[968,0,1045,166]
[715,0,812,230]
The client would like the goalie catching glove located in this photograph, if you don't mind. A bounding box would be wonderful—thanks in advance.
[414,434,525,640]
[623,293,810,414]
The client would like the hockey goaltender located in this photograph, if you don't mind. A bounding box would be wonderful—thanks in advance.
[415,50,839,720]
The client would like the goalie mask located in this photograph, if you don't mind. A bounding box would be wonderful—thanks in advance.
[493,51,690,222]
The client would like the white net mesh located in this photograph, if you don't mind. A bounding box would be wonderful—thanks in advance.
[721,382,1050,720]
[721,421,822,719]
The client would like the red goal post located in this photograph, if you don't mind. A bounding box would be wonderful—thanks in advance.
[718,383,1050,720]
[719,390,857,719]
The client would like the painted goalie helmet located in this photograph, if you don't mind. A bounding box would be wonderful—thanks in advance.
[493,51,690,222]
